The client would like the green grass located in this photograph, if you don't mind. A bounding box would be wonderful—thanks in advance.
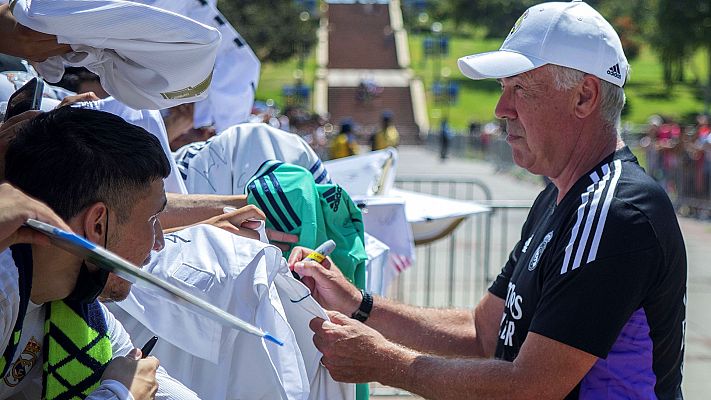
[255,52,318,109]
[255,32,709,130]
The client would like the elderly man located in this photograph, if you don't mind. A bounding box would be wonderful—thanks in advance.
[0,107,199,399]
[292,2,686,399]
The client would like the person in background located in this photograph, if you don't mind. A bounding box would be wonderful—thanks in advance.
[1,107,200,400]
[290,2,686,399]
[329,119,359,160]
[371,111,399,151]
[439,118,452,161]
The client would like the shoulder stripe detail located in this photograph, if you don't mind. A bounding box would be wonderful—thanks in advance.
[587,159,623,262]
[560,161,621,274]
[589,171,600,185]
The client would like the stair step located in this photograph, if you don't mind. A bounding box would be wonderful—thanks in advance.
[328,87,421,145]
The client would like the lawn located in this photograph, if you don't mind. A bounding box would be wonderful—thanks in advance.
[255,31,710,132]
[255,52,318,109]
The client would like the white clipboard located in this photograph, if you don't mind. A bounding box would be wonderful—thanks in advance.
[25,218,283,346]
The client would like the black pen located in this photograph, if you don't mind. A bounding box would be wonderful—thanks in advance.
[140,336,158,358]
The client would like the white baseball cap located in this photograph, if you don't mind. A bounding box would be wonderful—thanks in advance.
[457,1,628,87]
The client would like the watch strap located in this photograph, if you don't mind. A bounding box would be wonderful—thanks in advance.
[351,289,373,323]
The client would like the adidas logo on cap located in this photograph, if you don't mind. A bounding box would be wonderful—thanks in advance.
[606,63,621,80]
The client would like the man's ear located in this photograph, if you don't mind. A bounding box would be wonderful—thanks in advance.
[574,75,601,119]
[82,202,108,244]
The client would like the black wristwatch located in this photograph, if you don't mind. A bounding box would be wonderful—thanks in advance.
[351,289,373,323]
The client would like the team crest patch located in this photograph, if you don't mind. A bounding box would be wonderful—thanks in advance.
[528,231,553,271]
[4,336,41,387]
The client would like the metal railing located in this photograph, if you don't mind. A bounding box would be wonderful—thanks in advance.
[389,178,532,308]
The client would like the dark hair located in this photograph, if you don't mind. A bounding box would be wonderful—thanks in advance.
[57,67,100,93]
[5,107,170,222]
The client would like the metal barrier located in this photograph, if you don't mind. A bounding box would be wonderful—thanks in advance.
[390,178,532,308]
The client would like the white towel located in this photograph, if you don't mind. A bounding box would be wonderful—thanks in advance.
[10,0,221,109]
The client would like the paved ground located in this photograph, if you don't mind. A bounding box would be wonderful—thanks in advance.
[371,145,711,399]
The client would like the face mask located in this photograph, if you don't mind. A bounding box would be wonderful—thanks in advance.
[65,261,109,304]
[65,208,110,304]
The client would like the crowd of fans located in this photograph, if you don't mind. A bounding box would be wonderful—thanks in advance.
[640,113,711,213]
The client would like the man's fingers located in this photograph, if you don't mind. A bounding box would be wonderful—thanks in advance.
[216,222,260,240]
[325,310,351,324]
[240,220,263,230]
[127,348,142,360]
[287,246,312,266]
[293,260,329,280]
[265,228,298,244]
[58,92,101,108]
[223,206,264,225]
[0,110,41,138]
[309,317,326,334]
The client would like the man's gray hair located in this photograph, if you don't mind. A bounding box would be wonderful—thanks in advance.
[547,64,626,130]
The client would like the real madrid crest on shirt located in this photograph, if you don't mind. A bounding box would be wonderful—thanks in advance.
[4,337,40,387]
[528,231,553,271]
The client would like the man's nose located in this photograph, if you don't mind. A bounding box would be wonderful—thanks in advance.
[494,89,516,121]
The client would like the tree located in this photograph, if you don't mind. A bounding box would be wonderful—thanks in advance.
[217,0,318,63]
[433,0,539,37]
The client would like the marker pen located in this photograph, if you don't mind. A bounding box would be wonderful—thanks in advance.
[293,239,336,280]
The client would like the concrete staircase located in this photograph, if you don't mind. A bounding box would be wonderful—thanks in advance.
[327,3,399,69]
[328,86,420,143]
[314,0,428,146]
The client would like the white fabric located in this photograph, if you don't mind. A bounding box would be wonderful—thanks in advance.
[390,188,490,223]
[11,0,221,109]
[0,250,19,358]
[109,225,352,400]
[274,273,355,400]
[85,380,132,400]
[0,249,199,400]
[326,149,415,289]
[352,196,414,290]
[324,148,398,196]
[173,123,330,195]
[457,1,628,87]
[77,97,188,195]
[132,0,260,130]
[363,233,390,296]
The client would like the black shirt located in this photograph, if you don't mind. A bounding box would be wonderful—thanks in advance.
[489,147,686,399]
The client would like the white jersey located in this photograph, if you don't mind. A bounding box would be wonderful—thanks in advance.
[132,0,260,131]
[107,225,353,400]
[10,0,220,109]
[0,249,198,400]
[173,123,330,195]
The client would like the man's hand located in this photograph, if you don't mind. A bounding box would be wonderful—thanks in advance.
[0,110,41,180]
[288,246,362,315]
[101,348,159,400]
[163,103,194,143]
[169,126,216,152]
[311,311,408,384]
[0,4,72,62]
[0,183,73,252]
[199,205,266,241]
[166,205,298,251]
[57,92,101,108]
